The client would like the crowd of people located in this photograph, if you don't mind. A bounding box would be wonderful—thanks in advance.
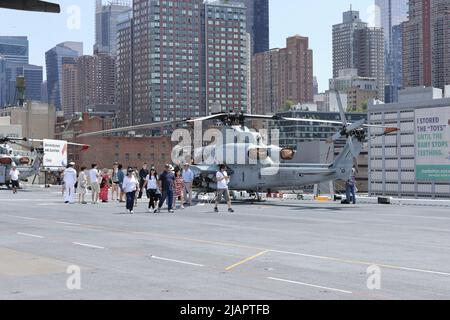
[59,162,235,214]
[8,162,357,207]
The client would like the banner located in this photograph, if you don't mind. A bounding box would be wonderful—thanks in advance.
[43,139,68,170]
[415,107,450,181]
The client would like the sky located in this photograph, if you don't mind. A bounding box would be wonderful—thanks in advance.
[0,0,375,92]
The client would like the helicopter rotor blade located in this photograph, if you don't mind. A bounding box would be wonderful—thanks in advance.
[6,140,34,151]
[280,117,345,125]
[186,113,228,123]
[348,137,359,159]
[332,89,348,127]
[77,119,187,138]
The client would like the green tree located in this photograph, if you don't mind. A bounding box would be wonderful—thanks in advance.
[283,100,295,111]
[350,100,368,113]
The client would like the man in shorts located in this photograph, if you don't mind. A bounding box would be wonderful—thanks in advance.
[214,164,234,213]
[9,164,20,194]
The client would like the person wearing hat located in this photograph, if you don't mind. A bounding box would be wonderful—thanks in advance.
[64,162,77,204]
[182,163,194,206]
[156,164,176,213]
[122,167,139,214]
[9,164,20,194]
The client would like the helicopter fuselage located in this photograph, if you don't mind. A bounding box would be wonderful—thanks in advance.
[0,143,39,186]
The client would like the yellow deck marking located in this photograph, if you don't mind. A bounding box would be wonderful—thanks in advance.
[225,250,269,271]
[3,213,450,277]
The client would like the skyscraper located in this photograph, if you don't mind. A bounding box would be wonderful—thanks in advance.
[95,0,132,57]
[431,0,450,90]
[117,0,251,129]
[402,0,432,88]
[252,35,314,115]
[5,63,43,104]
[0,36,45,106]
[45,42,83,110]
[375,0,408,102]
[332,10,367,78]
[403,0,450,90]
[354,27,385,101]
[205,0,250,114]
[61,60,79,116]
[244,0,269,54]
[333,9,385,101]
[133,0,204,126]
[313,76,319,95]
[0,57,7,107]
[252,49,279,115]
[0,36,29,64]
[76,55,96,112]
[95,53,116,107]
[61,53,117,118]
[116,9,133,127]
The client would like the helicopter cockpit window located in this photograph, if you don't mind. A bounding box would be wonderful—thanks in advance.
[280,148,295,161]
[248,148,268,161]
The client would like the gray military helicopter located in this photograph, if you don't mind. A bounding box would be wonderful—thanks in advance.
[0,136,88,188]
[0,137,41,187]
[0,0,60,13]
[78,101,398,196]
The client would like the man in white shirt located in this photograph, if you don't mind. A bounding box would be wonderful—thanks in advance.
[89,163,100,204]
[182,163,194,206]
[64,162,77,204]
[214,164,234,213]
[9,165,20,194]
[122,168,139,214]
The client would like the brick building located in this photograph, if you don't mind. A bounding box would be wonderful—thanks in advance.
[55,113,173,172]
[252,35,314,115]
[402,0,450,90]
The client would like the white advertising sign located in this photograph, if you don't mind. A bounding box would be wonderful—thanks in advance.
[415,107,450,181]
[43,139,68,170]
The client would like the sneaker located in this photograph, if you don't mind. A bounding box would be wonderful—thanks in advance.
[153,209,158,214]
[214,207,219,213]
[181,206,185,210]
[228,208,234,213]
[169,209,175,213]
[130,210,134,214]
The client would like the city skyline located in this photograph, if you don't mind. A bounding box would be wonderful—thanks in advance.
[0,0,374,93]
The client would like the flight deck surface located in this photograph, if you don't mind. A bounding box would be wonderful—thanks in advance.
[0,186,449,300]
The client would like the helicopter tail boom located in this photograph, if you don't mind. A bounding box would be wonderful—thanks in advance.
[331,137,362,181]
